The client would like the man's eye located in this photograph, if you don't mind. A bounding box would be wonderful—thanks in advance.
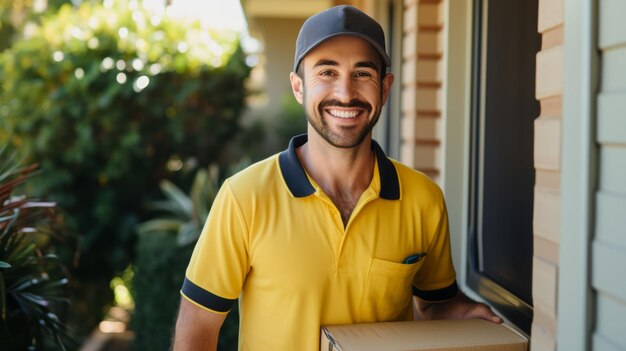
[319,70,335,76]
[354,71,373,78]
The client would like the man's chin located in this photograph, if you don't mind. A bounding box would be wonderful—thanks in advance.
[320,131,371,149]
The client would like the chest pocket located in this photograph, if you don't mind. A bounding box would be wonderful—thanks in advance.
[358,257,423,322]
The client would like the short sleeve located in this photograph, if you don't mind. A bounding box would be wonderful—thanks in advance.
[181,179,249,314]
[412,199,459,301]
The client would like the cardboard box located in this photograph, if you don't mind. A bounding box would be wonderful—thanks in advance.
[320,319,528,351]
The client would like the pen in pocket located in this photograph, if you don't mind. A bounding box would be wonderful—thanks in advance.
[402,253,427,264]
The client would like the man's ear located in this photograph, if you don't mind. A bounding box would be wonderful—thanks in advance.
[289,72,304,104]
[381,72,395,106]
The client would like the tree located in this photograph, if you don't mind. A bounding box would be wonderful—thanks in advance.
[0,0,250,336]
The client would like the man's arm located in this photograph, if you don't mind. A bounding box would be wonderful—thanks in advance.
[414,291,503,323]
[172,297,228,351]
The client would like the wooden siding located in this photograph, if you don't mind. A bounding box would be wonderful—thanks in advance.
[400,0,444,183]
[592,1,626,348]
[597,91,626,142]
[532,0,563,349]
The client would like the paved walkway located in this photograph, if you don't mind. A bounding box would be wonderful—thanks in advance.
[79,307,134,351]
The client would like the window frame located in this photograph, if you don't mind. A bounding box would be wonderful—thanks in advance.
[465,0,537,334]
[373,0,403,159]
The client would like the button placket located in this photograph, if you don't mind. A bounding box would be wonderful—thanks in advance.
[335,188,379,269]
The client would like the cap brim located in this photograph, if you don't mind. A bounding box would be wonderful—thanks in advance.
[294,32,391,72]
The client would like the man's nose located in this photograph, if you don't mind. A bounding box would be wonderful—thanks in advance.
[333,76,357,102]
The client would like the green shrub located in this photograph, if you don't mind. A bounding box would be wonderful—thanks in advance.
[133,166,240,350]
[132,231,239,350]
[236,94,306,163]
[132,231,195,348]
[274,94,307,144]
[0,0,250,335]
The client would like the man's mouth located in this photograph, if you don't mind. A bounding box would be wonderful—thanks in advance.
[327,109,360,119]
[320,99,371,119]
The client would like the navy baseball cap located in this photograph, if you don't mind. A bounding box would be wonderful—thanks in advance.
[294,5,391,72]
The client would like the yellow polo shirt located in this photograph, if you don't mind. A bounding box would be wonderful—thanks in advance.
[182,134,458,350]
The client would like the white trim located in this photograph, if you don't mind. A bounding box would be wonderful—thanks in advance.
[373,0,403,159]
[557,0,598,349]
[441,0,472,277]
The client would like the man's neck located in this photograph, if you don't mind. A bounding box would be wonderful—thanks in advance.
[295,132,376,226]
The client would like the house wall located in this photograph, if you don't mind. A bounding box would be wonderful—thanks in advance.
[246,17,304,118]
[532,0,563,349]
[591,0,626,349]
[402,0,568,348]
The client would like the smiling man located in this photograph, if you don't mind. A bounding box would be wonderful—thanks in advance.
[173,5,501,351]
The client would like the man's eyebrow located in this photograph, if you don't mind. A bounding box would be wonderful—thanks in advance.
[311,59,379,71]
[313,59,339,68]
[355,61,379,71]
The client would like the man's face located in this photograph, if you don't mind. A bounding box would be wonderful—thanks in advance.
[290,36,394,149]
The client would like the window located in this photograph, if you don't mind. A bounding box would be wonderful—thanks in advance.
[467,0,540,333]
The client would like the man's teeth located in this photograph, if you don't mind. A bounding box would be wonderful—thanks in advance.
[328,109,359,118]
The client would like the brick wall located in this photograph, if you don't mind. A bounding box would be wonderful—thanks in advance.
[400,0,444,183]
[532,0,563,349]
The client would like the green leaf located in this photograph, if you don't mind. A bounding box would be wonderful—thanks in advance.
[0,148,26,183]
[190,169,208,219]
[0,212,19,236]
[145,200,181,215]
[176,221,199,247]
[0,262,10,269]
[159,180,193,220]
[0,271,6,320]
[136,218,182,235]
[16,292,48,307]
[8,242,36,263]
[40,278,69,290]
[12,277,42,292]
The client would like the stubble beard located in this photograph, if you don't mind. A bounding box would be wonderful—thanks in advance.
[303,95,381,149]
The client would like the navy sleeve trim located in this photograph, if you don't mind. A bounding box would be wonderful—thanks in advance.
[412,280,459,301]
[181,278,236,313]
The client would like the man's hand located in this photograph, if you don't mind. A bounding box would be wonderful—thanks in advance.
[414,291,503,323]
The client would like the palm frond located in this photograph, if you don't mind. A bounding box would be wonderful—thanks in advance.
[176,221,200,246]
[139,165,223,247]
[0,145,74,349]
[136,218,183,235]
[159,180,193,220]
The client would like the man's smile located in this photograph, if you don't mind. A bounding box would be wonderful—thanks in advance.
[326,108,362,119]
[319,99,372,122]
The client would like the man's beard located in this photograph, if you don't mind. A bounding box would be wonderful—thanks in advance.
[304,97,381,149]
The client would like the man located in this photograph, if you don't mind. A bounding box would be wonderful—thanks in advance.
[173,5,501,351]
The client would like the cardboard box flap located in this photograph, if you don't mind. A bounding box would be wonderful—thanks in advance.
[321,319,528,351]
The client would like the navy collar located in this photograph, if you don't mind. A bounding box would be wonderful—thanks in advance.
[278,134,400,200]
